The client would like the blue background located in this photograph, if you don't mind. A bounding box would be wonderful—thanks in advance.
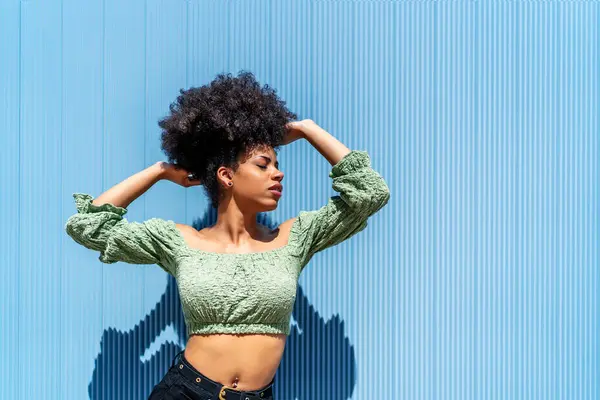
[0,0,598,399]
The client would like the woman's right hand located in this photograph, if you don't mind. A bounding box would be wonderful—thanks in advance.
[156,161,202,187]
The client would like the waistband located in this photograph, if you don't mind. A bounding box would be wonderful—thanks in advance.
[171,350,274,400]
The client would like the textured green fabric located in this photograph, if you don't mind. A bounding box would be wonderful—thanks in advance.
[65,150,390,336]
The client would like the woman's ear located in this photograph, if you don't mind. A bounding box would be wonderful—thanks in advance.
[216,166,233,188]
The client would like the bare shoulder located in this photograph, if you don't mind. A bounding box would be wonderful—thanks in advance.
[174,223,196,238]
[272,217,297,236]
[175,223,194,231]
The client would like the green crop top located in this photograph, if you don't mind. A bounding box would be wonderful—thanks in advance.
[65,150,390,336]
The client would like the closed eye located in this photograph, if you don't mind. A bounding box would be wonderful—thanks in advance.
[258,165,267,169]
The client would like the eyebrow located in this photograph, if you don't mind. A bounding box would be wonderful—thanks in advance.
[257,156,279,168]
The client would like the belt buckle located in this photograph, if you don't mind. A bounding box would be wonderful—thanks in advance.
[219,384,236,400]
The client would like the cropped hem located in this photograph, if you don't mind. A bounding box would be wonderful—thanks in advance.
[186,321,290,336]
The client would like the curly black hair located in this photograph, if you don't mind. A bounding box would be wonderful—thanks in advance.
[158,70,297,209]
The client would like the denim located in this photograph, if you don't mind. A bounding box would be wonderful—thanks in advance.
[148,351,275,400]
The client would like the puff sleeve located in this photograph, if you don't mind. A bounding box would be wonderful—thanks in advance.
[289,150,391,270]
[64,193,181,276]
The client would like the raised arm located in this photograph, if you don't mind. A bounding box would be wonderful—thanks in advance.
[89,162,166,208]
[64,162,193,276]
[285,121,391,270]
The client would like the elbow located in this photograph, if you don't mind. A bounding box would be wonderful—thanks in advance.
[367,170,391,212]
[64,215,79,239]
[380,186,391,205]
[344,183,390,214]
[381,183,391,203]
[368,181,391,214]
[65,217,85,246]
[64,215,101,251]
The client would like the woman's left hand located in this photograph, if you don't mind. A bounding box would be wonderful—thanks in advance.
[283,119,320,145]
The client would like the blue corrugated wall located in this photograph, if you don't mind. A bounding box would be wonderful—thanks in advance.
[0,1,598,399]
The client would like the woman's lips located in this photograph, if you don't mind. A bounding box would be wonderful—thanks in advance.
[268,189,282,198]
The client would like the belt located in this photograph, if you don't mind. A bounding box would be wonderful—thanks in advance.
[171,350,274,400]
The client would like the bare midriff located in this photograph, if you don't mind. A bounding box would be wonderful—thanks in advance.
[179,223,293,391]
[183,333,287,391]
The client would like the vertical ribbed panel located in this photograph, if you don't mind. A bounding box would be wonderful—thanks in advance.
[0,1,598,399]
[0,1,22,399]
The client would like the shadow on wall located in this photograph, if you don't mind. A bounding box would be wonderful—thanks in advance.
[87,210,357,400]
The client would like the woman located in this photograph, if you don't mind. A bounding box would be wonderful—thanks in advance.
[65,71,390,400]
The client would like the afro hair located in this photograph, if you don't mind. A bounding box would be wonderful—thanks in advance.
[158,70,297,209]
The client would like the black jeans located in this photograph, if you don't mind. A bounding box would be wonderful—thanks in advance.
[148,350,275,400]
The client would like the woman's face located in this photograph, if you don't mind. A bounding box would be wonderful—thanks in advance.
[220,146,285,212]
